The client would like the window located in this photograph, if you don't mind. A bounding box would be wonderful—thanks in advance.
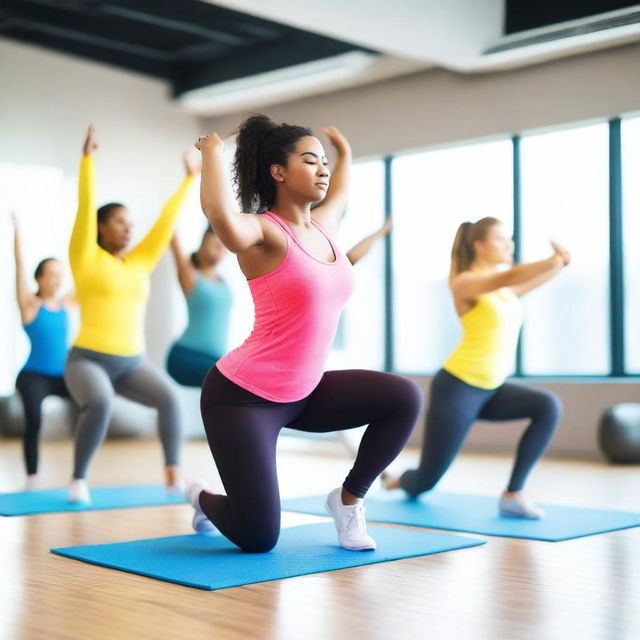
[391,140,513,374]
[326,160,386,371]
[519,123,610,375]
[0,164,75,394]
[622,116,640,373]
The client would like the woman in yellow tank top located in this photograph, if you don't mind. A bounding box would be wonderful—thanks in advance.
[385,217,570,519]
[63,125,199,504]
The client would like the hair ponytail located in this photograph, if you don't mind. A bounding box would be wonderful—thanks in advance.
[451,222,474,276]
[450,217,502,276]
[232,113,313,213]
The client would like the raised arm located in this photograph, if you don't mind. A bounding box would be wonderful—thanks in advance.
[347,218,392,266]
[129,152,199,270]
[195,132,264,254]
[69,124,99,267]
[511,242,571,297]
[311,126,351,238]
[169,234,196,295]
[11,213,40,324]
[451,248,566,302]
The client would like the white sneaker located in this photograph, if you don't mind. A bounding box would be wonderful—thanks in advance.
[325,487,376,551]
[499,494,545,520]
[187,482,216,534]
[69,479,91,505]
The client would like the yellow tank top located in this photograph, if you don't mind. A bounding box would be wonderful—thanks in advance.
[443,288,523,390]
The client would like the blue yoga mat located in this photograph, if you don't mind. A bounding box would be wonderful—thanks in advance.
[281,491,640,542]
[0,485,186,516]
[51,522,485,590]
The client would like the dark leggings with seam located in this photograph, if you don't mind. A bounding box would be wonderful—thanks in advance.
[400,368,562,497]
[15,370,70,475]
[199,366,423,553]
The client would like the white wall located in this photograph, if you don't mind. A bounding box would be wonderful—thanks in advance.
[0,39,202,392]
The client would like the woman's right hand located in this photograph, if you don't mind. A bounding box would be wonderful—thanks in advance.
[551,241,571,267]
[83,124,98,156]
[195,132,224,153]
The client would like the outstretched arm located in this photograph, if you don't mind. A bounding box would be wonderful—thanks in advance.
[347,218,392,265]
[12,214,40,324]
[129,152,199,270]
[511,242,570,297]
[451,245,566,303]
[311,126,351,238]
[169,234,196,295]
[69,124,99,268]
[196,132,264,254]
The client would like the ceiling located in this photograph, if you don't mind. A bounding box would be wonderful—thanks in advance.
[0,0,373,96]
[1,0,639,116]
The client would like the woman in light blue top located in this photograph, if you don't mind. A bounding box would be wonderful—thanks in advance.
[166,228,232,387]
[11,214,75,489]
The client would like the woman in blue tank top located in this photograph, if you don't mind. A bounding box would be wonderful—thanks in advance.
[166,229,232,387]
[12,214,75,489]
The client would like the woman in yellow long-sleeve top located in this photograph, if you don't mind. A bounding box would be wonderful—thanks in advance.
[64,124,199,504]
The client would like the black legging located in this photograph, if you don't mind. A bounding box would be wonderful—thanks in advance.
[15,370,71,475]
[199,366,423,553]
[400,369,562,497]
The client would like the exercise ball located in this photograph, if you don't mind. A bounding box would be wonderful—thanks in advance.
[598,403,640,464]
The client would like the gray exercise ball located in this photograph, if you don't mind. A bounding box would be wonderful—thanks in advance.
[598,403,640,464]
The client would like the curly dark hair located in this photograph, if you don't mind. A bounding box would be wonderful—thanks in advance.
[233,114,313,213]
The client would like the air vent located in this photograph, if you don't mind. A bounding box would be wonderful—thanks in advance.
[485,8,640,54]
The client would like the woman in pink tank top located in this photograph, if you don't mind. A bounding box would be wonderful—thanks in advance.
[187,114,423,553]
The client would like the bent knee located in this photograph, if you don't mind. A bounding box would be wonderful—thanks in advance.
[238,528,280,554]
[538,391,563,422]
[389,376,424,416]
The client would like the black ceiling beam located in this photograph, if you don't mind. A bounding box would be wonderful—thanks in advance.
[0,28,171,77]
[172,33,373,97]
[22,0,285,44]
[1,15,171,61]
[0,0,197,50]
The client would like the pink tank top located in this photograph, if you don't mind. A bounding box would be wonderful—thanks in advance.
[216,211,354,402]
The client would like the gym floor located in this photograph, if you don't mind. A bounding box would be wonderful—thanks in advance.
[0,438,638,640]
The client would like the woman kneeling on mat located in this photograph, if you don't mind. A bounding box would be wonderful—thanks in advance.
[384,217,569,519]
[64,125,199,504]
[12,214,75,490]
[188,114,423,553]
[166,229,231,388]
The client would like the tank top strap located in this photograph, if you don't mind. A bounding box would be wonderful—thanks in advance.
[263,211,342,260]
[262,211,293,238]
[310,217,340,255]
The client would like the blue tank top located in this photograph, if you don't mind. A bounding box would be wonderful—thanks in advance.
[22,304,70,377]
[176,272,232,357]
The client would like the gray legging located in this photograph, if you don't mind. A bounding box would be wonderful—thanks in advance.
[400,368,562,497]
[64,347,181,479]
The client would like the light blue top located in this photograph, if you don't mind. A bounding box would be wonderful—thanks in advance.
[23,304,69,377]
[176,272,232,357]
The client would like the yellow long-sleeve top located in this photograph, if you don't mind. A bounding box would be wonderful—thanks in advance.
[70,155,194,356]
[443,287,524,390]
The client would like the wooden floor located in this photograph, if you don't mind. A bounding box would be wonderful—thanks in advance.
[0,437,639,640]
